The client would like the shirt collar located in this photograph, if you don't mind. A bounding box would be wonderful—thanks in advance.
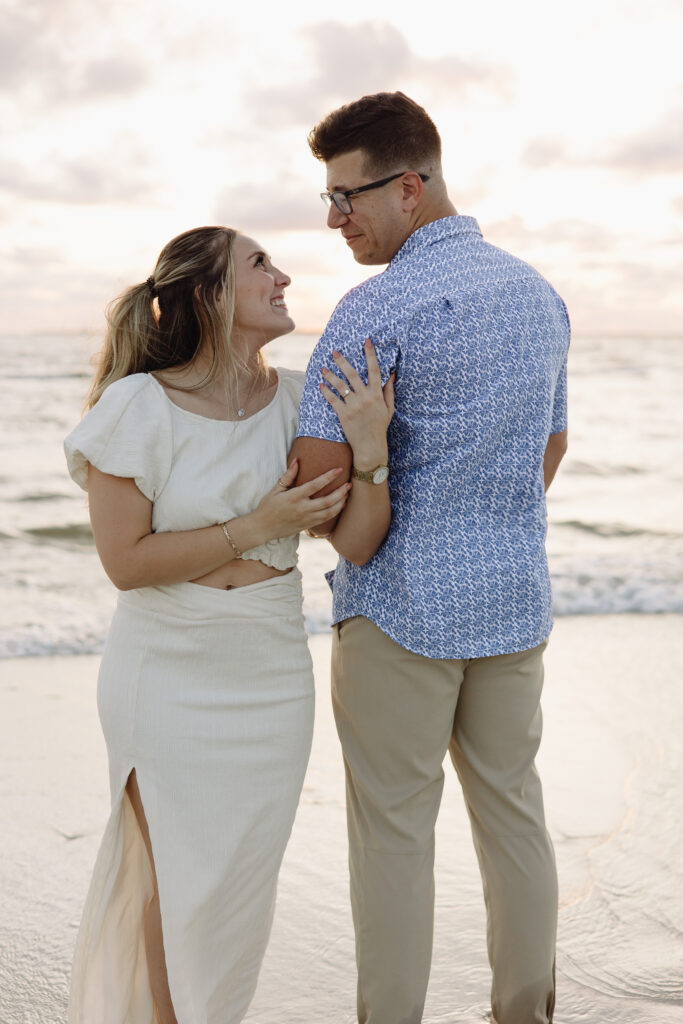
[390,215,482,267]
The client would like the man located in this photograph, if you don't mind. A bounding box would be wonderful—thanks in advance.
[290,91,569,1024]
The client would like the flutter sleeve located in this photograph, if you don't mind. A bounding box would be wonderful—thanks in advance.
[63,374,173,501]
[277,367,306,415]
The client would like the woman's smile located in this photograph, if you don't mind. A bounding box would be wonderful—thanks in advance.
[270,294,289,312]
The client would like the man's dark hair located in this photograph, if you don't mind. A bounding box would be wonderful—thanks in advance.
[308,91,441,175]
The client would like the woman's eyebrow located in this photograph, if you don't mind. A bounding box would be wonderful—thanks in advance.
[248,250,269,261]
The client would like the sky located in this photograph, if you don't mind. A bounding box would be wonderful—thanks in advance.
[2,0,682,337]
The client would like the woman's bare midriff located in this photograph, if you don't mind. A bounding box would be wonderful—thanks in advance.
[191,558,293,590]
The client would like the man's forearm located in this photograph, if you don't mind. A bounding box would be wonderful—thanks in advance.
[291,435,391,562]
[328,445,391,564]
[543,429,568,491]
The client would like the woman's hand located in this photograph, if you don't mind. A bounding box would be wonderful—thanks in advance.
[320,339,395,469]
[86,459,349,591]
[250,459,351,540]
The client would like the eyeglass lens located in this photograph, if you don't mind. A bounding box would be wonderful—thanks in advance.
[322,192,353,214]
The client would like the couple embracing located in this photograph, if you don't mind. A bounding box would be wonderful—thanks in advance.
[64,92,569,1024]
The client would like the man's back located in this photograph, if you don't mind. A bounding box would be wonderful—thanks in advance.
[297,215,569,658]
[303,92,563,1024]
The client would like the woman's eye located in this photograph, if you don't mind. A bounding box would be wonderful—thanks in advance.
[254,255,265,267]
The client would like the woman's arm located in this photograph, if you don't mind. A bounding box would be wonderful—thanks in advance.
[88,460,351,590]
[315,341,395,566]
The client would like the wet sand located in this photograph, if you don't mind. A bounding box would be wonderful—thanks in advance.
[1,615,682,1023]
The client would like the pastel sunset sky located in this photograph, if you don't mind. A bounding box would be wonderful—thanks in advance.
[3,0,682,336]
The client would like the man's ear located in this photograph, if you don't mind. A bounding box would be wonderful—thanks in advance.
[400,171,424,212]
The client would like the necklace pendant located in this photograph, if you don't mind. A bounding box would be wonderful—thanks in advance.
[237,408,246,418]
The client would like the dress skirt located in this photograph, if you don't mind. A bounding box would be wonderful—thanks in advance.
[68,569,315,1024]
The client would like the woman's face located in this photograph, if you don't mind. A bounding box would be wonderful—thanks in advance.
[231,234,294,349]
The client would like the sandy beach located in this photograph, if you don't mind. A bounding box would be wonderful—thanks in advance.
[1,614,682,1024]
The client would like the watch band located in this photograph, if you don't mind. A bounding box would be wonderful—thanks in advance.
[351,464,390,484]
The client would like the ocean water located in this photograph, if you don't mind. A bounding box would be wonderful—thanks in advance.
[1,330,682,658]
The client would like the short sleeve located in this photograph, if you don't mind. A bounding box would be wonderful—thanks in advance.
[551,355,568,434]
[550,297,569,434]
[64,374,173,500]
[296,309,399,444]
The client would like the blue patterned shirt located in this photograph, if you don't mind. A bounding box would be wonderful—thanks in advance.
[297,216,569,658]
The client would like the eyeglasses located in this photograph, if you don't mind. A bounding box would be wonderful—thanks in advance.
[321,171,430,215]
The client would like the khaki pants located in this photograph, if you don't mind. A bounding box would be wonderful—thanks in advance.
[332,616,557,1024]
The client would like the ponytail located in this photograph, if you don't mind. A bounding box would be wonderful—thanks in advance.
[85,226,244,410]
[86,282,160,408]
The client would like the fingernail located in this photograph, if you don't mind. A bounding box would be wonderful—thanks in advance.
[332,350,340,358]
[321,367,329,375]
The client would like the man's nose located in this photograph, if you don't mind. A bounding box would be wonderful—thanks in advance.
[327,203,349,229]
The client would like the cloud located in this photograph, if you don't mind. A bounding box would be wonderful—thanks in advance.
[1,2,149,107]
[214,178,324,233]
[247,20,510,127]
[78,56,149,98]
[521,137,570,169]
[524,110,683,177]
[606,261,682,300]
[0,253,120,335]
[0,145,155,205]
[486,215,617,253]
[602,108,683,175]
[10,245,64,266]
[557,265,683,336]
[0,7,62,92]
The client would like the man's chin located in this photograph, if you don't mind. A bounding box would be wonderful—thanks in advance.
[353,250,388,266]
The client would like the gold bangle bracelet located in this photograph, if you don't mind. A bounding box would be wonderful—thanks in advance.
[221,522,243,558]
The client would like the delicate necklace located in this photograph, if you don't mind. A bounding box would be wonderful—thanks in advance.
[233,368,258,420]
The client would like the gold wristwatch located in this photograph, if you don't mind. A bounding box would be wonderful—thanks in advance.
[351,464,390,485]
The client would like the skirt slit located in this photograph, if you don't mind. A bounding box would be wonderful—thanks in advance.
[69,766,157,1023]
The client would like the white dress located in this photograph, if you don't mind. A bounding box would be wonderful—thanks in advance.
[64,369,315,1024]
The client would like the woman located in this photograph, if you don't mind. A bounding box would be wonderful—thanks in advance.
[63,226,393,1024]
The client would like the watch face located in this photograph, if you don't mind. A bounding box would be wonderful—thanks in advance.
[372,466,389,484]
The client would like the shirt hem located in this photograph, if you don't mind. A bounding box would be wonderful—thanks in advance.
[330,607,554,660]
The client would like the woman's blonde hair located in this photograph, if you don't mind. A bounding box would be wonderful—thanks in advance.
[87,226,266,408]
